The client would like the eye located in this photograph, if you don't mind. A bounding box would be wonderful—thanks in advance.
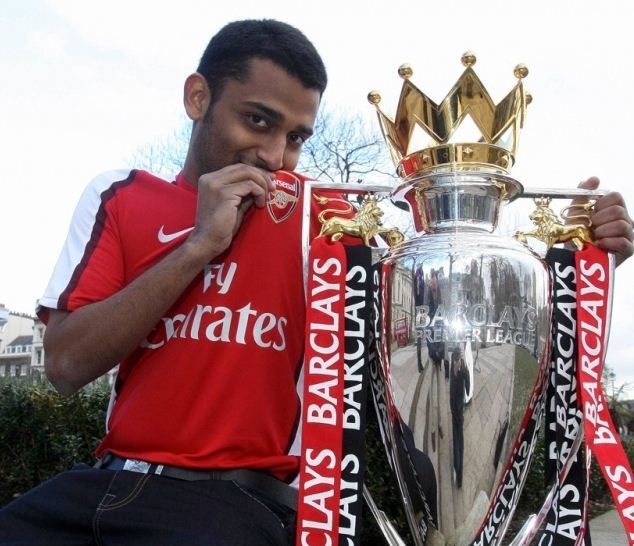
[288,133,307,147]
[246,114,269,129]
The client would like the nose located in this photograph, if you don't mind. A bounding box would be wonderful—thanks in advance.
[256,136,286,172]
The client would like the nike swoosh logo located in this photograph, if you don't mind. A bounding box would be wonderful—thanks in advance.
[157,225,195,243]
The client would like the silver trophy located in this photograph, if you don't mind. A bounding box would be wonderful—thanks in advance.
[314,54,603,546]
[304,53,606,545]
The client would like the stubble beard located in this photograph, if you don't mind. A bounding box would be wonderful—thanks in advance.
[192,107,272,177]
[193,109,226,177]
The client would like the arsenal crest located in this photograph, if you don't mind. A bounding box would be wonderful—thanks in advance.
[267,170,300,223]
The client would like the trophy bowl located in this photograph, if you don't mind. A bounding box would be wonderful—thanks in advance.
[372,170,551,546]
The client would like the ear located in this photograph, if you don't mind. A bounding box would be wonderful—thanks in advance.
[183,73,212,122]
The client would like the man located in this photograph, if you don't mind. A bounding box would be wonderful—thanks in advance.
[0,19,325,546]
[1,17,633,546]
[449,347,470,489]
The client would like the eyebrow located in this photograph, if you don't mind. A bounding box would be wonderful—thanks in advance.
[243,101,314,136]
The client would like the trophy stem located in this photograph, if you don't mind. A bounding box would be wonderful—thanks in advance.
[363,485,408,546]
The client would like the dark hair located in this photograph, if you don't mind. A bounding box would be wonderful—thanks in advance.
[197,19,327,102]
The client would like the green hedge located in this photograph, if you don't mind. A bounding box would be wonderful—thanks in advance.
[0,381,626,542]
[516,427,634,514]
[0,380,109,506]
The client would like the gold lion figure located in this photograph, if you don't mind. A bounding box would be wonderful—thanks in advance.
[315,194,402,247]
[514,199,594,250]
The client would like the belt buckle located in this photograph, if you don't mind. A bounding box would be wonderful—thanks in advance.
[123,459,152,473]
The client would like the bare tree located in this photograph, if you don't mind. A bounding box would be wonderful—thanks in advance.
[298,109,396,185]
[127,120,190,179]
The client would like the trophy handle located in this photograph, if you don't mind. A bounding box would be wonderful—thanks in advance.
[517,188,608,200]
[513,188,608,251]
[363,484,408,546]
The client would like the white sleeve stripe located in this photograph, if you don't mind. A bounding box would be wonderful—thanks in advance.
[38,169,135,310]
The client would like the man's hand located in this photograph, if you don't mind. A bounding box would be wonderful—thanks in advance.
[578,177,634,267]
[188,164,276,258]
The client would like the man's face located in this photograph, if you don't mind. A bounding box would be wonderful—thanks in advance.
[191,58,320,178]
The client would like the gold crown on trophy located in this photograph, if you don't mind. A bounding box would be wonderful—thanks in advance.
[368,52,532,178]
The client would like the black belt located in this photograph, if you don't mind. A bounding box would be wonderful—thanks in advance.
[95,454,297,510]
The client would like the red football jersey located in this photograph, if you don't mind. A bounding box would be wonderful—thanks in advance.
[39,168,336,481]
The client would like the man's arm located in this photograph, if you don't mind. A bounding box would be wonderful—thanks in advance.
[44,165,275,396]
[44,239,212,395]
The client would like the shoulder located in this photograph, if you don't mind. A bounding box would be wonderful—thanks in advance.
[74,169,133,209]
[83,169,172,194]
[83,168,138,193]
[78,169,175,208]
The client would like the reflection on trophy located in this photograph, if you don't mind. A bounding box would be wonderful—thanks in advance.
[365,53,553,545]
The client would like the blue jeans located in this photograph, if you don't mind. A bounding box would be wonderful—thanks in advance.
[0,464,295,545]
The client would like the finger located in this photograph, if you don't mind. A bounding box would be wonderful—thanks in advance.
[229,164,276,194]
[594,236,634,266]
[592,218,634,240]
[591,203,631,228]
[566,178,600,216]
[199,168,273,210]
[200,164,275,194]
[577,176,600,191]
[593,191,626,213]
[234,164,276,193]
[233,197,255,236]
[238,196,254,214]
[218,179,269,208]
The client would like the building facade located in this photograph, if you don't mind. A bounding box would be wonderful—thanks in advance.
[0,304,114,386]
[0,304,39,379]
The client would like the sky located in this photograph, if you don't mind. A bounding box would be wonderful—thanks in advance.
[1,0,633,391]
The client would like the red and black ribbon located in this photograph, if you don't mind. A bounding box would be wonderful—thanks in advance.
[296,238,372,546]
[540,247,590,546]
[576,245,634,546]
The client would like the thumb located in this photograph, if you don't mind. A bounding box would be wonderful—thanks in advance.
[578,176,600,190]
[569,177,601,211]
